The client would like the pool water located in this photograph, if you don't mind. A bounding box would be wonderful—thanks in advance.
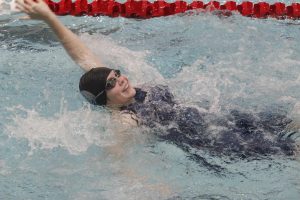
[0,0,300,199]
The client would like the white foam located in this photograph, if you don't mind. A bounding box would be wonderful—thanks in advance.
[169,58,223,113]
[98,173,173,200]
[80,33,165,86]
[0,159,11,175]
[4,102,122,155]
[0,0,19,14]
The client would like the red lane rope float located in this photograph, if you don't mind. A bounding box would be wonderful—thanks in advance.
[44,0,300,19]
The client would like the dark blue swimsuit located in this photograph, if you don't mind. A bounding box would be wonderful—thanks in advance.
[121,85,296,163]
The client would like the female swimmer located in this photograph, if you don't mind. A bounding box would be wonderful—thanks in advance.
[15,0,299,165]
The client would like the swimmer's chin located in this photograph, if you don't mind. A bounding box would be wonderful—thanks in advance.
[108,88,136,109]
[122,86,136,99]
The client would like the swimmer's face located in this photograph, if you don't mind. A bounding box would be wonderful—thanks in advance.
[105,70,136,106]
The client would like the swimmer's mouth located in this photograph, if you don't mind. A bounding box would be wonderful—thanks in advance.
[123,82,129,92]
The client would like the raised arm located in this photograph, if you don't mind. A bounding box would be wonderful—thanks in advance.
[16,0,104,71]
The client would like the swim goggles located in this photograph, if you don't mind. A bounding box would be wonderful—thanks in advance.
[94,69,121,96]
[105,69,121,90]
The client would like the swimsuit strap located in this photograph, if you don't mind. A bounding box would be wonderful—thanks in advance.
[134,88,147,103]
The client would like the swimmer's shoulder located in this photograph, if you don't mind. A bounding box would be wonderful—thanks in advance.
[120,110,140,127]
[111,109,140,127]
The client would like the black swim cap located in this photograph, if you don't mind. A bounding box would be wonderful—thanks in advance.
[79,67,113,105]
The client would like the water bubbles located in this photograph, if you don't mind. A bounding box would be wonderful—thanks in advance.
[4,105,118,155]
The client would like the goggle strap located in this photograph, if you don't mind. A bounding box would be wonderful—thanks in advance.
[80,90,97,104]
[95,90,105,100]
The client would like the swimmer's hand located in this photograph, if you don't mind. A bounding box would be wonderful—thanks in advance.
[15,0,54,21]
[16,0,104,71]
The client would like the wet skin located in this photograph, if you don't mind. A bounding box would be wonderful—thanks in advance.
[106,71,136,106]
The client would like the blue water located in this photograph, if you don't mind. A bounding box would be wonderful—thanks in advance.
[1,0,300,199]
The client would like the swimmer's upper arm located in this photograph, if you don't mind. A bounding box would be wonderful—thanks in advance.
[106,111,139,158]
[44,12,105,71]
[16,0,104,71]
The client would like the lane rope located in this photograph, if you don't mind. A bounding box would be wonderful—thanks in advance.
[44,0,300,19]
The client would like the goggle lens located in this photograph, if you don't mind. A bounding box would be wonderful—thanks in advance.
[105,70,121,90]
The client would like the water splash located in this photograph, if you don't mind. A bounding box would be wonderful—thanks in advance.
[0,0,18,14]
[5,102,118,155]
[80,33,165,85]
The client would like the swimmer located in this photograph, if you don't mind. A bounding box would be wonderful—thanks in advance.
[16,0,299,164]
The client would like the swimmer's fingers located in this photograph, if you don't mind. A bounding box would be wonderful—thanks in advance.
[35,0,45,4]
[24,0,38,7]
[23,0,38,12]
[15,0,28,8]
[15,0,26,10]
[15,4,33,17]
[15,0,31,13]
[16,0,53,20]
[15,5,31,17]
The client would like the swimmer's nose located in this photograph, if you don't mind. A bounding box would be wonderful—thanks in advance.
[117,76,125,85]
